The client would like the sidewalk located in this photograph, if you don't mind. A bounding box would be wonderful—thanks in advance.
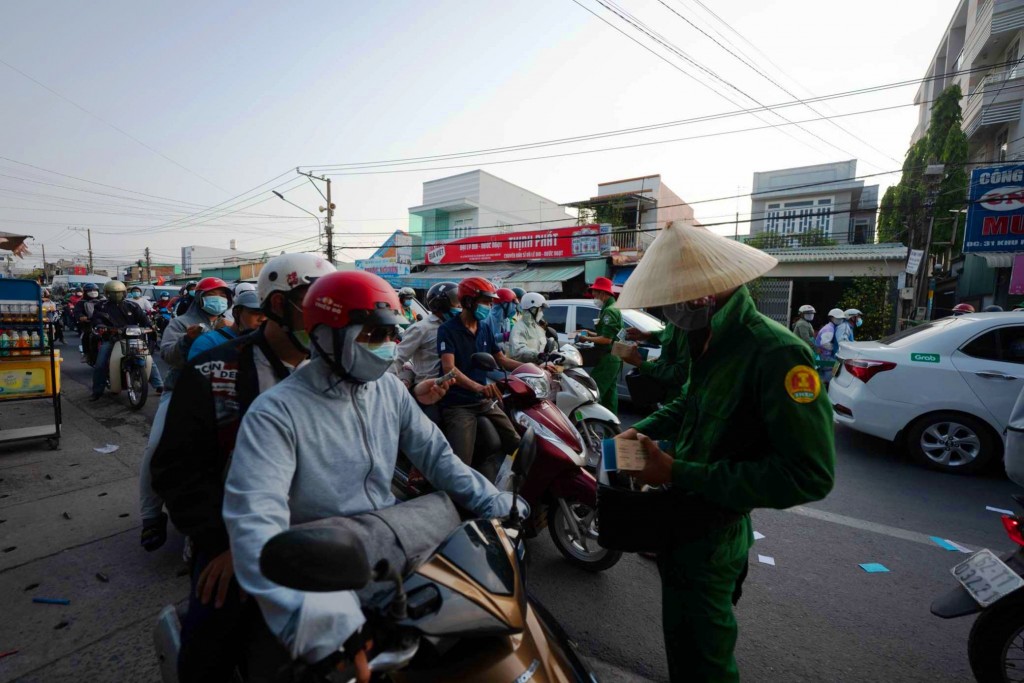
[0,377,186,683]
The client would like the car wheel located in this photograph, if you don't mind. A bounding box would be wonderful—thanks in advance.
[906,412,997,474]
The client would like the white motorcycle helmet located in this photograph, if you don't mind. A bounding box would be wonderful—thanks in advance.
[827,308,846,323]
[257,253,336,306]
[520,292,548,317]
[798,304,815,314]
[844,308,862,319]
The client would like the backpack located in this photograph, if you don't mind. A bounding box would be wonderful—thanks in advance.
[814,323,839,355]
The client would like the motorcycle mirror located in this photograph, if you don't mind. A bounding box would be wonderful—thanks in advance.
[260,526,371,592]
[511,427,538,479]
[544,338,557,353]
[471,352,498,372]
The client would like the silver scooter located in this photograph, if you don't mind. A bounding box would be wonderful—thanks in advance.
[544,341,620,469]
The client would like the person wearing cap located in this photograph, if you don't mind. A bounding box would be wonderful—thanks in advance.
[187,289,266,361]
[835,308,862,345]
[151,254,334,680]
[813,308,846,387]
[577,276,624,413]
[614,222,835,683]
[792,305,816,349]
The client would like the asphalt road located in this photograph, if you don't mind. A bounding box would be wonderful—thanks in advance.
[27,334,1024,681]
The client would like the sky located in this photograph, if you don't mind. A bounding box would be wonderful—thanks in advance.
[0,0,959,274]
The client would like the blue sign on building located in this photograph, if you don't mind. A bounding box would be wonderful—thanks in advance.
[964,164,1024,253]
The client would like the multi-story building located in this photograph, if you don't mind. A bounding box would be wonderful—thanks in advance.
[912,0,1024,162]
[749,160,879,246]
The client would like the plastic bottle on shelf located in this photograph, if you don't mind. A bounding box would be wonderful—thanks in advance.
[30,331,41,355]
[0,330,9,357]
[17,331,29,356]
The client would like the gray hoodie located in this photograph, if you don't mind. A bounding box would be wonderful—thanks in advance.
[222,357,516,662]
[159,298,228,390]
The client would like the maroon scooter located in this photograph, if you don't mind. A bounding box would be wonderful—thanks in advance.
[472,353,621,572]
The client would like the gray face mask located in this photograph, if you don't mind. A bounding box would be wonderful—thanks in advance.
[664,298,716,331]
[314,326,392,384]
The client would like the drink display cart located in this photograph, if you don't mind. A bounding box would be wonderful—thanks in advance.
[0,279,61,449]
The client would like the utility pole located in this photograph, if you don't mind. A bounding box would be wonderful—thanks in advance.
[144,247,152,284]
[296,169,335,264]
[41,244,47,284]
[69,226,94,274]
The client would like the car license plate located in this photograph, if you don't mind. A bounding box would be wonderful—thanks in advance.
[952,549,1024,607]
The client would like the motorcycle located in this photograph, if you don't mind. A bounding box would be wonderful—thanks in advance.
[154,430,599,683]
[473,352,621,572]
[96,324,154,410]
[931,494,1024,682]
[543,341,621,469]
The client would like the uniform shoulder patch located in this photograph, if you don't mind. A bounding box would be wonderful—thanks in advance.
[784,365,820,403]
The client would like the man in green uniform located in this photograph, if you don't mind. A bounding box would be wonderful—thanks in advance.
[616,223,835,683]
[623,322,689,402]
[577,276,623,413]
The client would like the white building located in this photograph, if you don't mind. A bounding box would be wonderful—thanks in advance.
[913,0,1024,163]
[749,160,879,246]
[181,240,244,274]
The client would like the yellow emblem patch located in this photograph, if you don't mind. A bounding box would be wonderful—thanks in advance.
[784,365,820,404]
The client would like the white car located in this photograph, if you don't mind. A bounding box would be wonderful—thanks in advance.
[828,313,1024,474]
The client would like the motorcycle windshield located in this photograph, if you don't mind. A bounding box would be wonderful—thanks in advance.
[438,520,515,596]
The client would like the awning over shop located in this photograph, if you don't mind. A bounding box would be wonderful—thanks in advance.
[977,252,1017,268]
[612,266,635,287]
[502,264,585,294]
[396,263,525,290]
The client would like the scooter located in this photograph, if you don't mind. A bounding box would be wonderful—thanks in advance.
[473,352,621,573]
[543,340,621,469]
[154,430,600,683]
[95,324,153,410]
[931,494,1024,682]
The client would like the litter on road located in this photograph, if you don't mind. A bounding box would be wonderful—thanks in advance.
[757,554,775,566]
[859,563,890,573]
[930,536,961,551]
[987,506,1015,515]
[0,650,18,660]
[753,531,765,540]
[32,597,70,605]
[93,444,119,454]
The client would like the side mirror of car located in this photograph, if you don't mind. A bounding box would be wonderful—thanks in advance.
[260,526,371,592]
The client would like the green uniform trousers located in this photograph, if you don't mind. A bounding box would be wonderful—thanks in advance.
[658,516,751,683]
[590,353,621,414]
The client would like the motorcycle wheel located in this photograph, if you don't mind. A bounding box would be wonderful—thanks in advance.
[967,593,1024,682]
[579,418,620,470]
[126,365,148,411]
[548,498,621,572]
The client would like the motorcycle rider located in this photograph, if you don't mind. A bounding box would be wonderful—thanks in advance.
[41,289,64,345]
[128,285,154,313]
[222,270,521,674]
[65,287,83,332]
[483,287,518,354]
[577,277,623,413]
[398,286,418,324]
[175,280,198,316]
[139,277,233,552]
[837,308,863,343]
[437,277,523,468]
[151,252,333,682]
[188,289,266,361]
[74,283,104,364]
[89,280,164,401]
[509,291,549,362]
[814,308,846,387]
[791,304,816,349]
[615,221,835,682]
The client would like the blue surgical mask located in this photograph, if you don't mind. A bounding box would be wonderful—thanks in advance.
[447,308,462,320]
[201,295,229,316]
[474,304,492,322]
[855,318,863,328]
[129,292,139,299]
[360,341,397,362]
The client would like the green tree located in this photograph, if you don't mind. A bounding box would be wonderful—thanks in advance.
[837,274,895,340]
[877,84,969,255]
[746,229,836,250]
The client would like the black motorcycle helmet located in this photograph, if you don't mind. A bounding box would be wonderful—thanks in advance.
[426,281,459,317]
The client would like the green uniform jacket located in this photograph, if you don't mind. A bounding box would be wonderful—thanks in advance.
[634,286,835,512]
[639,324,689,392]
[792,318,815,349]
[591,298,624,413]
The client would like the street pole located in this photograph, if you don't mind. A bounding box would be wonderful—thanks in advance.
[915,213,936,319]
[144,247,152,284]
[41,244,47,284]
[69,227,94,274]
[324,177,335,265]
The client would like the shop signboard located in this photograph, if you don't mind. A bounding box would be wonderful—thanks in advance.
[355,258,411,278]
[424,224,603,265]
[964,164,1024,253]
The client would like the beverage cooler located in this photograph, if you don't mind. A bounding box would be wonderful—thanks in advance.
[0,279,62,449]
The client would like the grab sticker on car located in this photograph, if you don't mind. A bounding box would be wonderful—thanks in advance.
[910,353,940,363]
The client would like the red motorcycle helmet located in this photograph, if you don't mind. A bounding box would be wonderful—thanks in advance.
[457,277,499,305]
[952,303,975,314]
[496,287,517,304]
[303,271,406,333]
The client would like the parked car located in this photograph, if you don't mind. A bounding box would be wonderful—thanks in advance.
[141,285,180,302]
[544,298,665,403]
[828,313,1024,474]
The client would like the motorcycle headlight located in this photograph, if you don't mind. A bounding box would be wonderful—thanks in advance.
[521,374,549,399]
[125,326,143,337]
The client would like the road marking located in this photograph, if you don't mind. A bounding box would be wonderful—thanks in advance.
[786,506,973,552]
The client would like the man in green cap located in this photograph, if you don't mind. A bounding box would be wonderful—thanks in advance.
[577,276,623,413]
[616,222,835,682]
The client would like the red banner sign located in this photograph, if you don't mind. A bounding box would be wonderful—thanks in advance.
[424,224,607,265]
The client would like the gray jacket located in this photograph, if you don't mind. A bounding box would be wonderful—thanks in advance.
[159,299,227,390]
[390,314,442,383]
[222,358,516,662]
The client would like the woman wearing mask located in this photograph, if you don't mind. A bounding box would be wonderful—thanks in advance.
[510,292,549,362]
[792,304,816,349]
[188,289,266,360]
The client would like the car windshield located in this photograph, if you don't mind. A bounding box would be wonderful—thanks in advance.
[878,317,964,347]
[623,309,665,334]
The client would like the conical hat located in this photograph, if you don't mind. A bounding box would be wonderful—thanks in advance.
[617,222,778,309]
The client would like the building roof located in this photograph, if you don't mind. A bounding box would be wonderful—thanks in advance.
[762,243,908,263]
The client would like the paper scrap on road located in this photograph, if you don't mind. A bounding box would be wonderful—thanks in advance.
[757,554,775,566]
[930,536,960,551]
[753,531,765,540]
[947,540,973,554]
[859,563,890,573]
[32,597,70,605]
[93,444,119,454]
[987,506,1014,515]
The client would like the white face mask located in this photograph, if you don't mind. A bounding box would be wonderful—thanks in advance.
[593,297,604,308]
[803,313,814,321]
